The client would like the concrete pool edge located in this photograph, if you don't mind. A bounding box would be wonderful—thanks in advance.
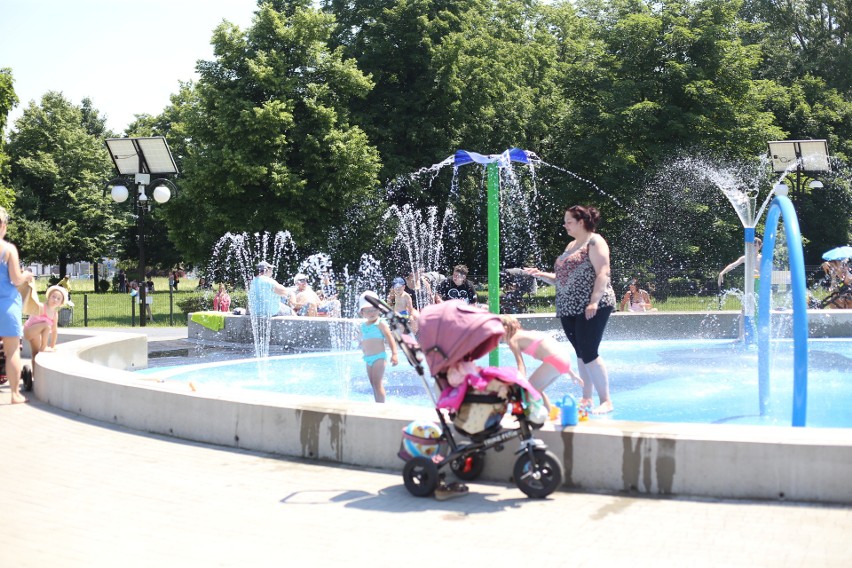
[186,309,852,349]
[35,315,852,504]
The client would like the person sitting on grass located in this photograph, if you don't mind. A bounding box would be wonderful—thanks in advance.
[618,279,655,312]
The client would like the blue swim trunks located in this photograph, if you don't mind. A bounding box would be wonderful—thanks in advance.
[363,352,387,366]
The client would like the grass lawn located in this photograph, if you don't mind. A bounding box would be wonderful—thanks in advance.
[38,276,206,328]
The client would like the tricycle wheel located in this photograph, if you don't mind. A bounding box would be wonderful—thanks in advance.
[513,448,563,498]
[450,450,486,481]
[21,365,33,392]
[402,457,440,497]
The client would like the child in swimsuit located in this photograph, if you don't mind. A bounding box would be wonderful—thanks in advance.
[24,285,67,366]
[387,277,418,333]
[500,315,583,412]
[356,291,398,403]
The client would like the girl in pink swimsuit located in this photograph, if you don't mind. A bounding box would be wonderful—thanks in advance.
[23,285,67,366]
[501,315,583,412]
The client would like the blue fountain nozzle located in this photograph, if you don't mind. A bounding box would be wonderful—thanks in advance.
[453,148,532,167]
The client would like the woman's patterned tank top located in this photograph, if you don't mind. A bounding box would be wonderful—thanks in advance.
[554,238,615,316]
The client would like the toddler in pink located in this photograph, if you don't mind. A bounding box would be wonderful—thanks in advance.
[24,285,67,367]
[501,315,583,411]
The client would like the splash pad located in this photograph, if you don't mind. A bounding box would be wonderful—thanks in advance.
[34,315,852,504]
[85,145,848,501]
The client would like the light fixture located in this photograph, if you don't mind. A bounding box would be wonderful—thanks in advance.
[808,180,824,189]
[111,185,129,203]
[103,137,179,328]
[153,185,171,204]
[773,183,789,196]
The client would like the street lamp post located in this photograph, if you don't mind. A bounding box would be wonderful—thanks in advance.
[104,137,179,327]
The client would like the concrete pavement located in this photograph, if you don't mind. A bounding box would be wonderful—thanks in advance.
[2,398,852,568]
[3,326,852,566]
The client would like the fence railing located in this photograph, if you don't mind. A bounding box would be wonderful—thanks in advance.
[61,290,184,328]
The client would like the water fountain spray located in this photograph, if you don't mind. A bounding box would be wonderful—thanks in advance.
[452,148,534,364]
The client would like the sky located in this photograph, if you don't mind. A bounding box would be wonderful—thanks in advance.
[1,0,259,134]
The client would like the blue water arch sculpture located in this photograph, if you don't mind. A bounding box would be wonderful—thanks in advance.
[757,194,809,426]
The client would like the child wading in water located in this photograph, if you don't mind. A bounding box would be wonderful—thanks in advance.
[387,277,418,333]
[501,315,583,412]
[357,291,398,402]
[24,285,68,365]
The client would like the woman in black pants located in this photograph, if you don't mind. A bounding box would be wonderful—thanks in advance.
[525,205,616,414]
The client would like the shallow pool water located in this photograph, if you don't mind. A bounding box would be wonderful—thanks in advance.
[139,338,852,428]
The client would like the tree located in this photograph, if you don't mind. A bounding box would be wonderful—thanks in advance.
[326,0,485,183]
[163,1,382,268]
[741,0,852,95]
[7,92,124,280]
[326,0,569,273]
[538,0,787,273]
[0,68,18,211]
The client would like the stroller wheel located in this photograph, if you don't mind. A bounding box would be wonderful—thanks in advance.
[450,450,486,481]
[402,457,440,497]
[21,365,33,392]
[513,448,563,498]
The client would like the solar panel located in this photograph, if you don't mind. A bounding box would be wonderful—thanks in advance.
[105,136,179,175]
[767,140,829,173]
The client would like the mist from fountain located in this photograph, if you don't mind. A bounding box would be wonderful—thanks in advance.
[208,231,298,358]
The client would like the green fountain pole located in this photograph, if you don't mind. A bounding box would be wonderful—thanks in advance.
[487,161,501,366]
[452,148,530,367]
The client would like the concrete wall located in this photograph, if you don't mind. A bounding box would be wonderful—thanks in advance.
[188,313,357,351]
[188,309,852,348]
[34,319,852,504]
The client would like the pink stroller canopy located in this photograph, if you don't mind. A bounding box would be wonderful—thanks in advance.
[417,300,505,375]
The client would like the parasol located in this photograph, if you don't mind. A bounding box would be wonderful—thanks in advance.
[821,246,852,261]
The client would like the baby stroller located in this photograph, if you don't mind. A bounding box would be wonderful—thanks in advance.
[366,296,564,498]
[0,338,33,391]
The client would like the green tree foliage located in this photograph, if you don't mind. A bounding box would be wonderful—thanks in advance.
[326,0,479,184]
[742,0,852,94]
[327,0,563,180]
[0,68,18,211]
[164,1,382,267]
[554,0,782,176]
[6,0,852,280]
[536,0,792,273]
[7,92,124,274]
[327,0,570,272]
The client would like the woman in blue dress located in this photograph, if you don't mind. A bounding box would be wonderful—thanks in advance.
[0,207,35,403]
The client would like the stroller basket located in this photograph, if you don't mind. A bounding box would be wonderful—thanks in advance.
[449,380,510,439]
